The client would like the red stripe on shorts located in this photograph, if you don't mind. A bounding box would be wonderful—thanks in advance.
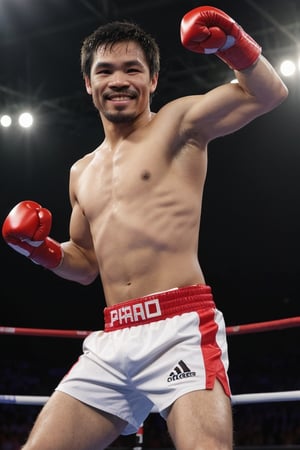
[198,307,231,396]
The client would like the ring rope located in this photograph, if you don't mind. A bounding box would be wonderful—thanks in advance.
[0,326,90,338]
[1,391,300,406]
[1,317,298,450]
[1,316,300,339]
[226,316,300,335]
[1,318,299,407]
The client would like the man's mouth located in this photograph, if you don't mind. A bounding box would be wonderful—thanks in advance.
[104,90,137,102]
[108,95,133,101]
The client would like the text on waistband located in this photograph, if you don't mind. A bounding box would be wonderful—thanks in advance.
[109,298,162,327]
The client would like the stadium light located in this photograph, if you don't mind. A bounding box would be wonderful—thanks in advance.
[0,115,12,128]
[18,112,34,128]
[279,59,296,77]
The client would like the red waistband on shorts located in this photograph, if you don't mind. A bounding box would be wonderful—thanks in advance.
[104,284,215,331]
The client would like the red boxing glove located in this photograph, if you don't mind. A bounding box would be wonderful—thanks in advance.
[2,200,63,269]
[180,6,261,71]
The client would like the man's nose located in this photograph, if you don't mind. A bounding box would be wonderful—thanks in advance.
[108,72,130,87]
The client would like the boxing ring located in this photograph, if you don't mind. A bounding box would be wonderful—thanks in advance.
[1,316,300,447]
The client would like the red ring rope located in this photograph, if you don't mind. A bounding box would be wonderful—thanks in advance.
[0,316,300,338]
[226,316,300,335]
[0,326,90,338]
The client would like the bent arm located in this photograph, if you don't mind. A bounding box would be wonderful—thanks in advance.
[51,166,99,286]
[51,205,99,286]
[178,5,288,144]
[52,241,99,286]
[182,54,288,143]
[233,54,288,118]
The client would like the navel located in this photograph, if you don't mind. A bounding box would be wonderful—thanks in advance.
[141,170,151,180]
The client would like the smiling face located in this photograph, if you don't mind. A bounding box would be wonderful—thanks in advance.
[85,41,158,124]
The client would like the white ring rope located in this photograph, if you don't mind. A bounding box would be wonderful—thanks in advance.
[1,390,300,406]
[0,395,50,405]
[231,390,300,405]
[1,318,299,410]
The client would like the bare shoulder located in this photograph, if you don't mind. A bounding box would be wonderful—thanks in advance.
[157,95,205,120]
[68,149,98,206]
[70,149,97,178]
[151,95,207,149]
[154,95,207,135]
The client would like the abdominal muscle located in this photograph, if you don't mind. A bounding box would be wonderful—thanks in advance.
[91,202,206,306]
[77,135,208,306]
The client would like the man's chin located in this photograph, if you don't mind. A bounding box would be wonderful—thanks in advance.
[104,111,136,124]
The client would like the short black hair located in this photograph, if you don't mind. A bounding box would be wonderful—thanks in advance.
[81,20,160,79]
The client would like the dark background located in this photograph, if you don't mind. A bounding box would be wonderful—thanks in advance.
[0,0,299,380]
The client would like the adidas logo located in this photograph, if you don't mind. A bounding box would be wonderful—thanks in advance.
[167,360,196,382]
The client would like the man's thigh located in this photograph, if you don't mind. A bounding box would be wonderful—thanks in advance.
[166,380,233,450]
[22,391,127,450]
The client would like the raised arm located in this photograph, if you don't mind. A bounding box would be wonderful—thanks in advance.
[179,6,288,141]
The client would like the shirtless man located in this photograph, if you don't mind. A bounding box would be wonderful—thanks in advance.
[2,5,288,450]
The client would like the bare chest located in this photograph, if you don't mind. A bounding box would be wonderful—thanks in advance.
[76,145,167,221]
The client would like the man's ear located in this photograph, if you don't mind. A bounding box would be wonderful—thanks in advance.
[150,73,159,95]
[84,76,92,95]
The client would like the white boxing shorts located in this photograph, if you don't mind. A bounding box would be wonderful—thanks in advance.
[55,284,231,435]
